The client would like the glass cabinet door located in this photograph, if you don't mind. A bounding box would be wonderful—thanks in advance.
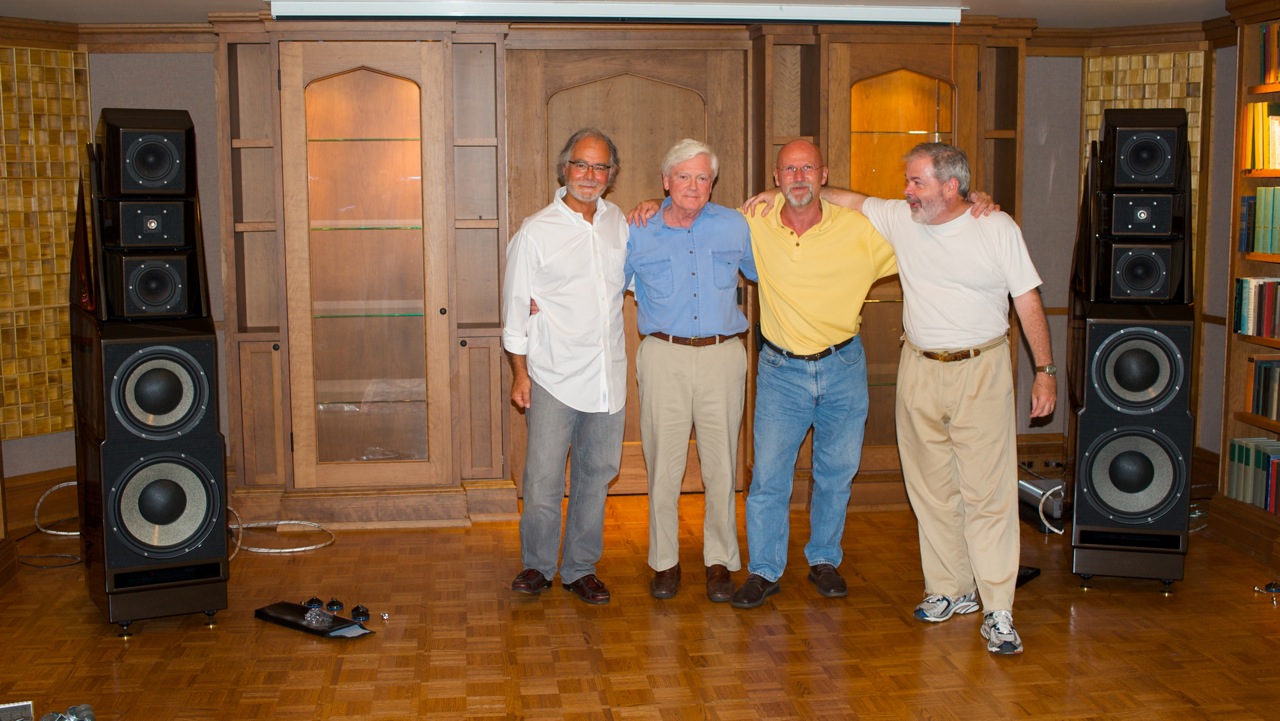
[282,42,452,489]
[306,69,426,464]
[850,68,955,462]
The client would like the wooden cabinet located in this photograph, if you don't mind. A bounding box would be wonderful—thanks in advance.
[1212,0,1280,568]
[214,19,516,526]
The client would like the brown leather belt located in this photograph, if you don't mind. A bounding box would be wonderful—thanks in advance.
[649,331,742,347]
[761,335,855,361]
[916,336,1008,363]
[921,348,982,362]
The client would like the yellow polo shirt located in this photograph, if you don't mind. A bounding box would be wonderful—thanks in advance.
[746,199,898,356]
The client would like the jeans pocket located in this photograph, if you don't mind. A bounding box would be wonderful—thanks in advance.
[758,342,785,368]
[833,337,865,367]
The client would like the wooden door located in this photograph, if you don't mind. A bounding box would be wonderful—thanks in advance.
[280,41,453,490]
[506,44,750,495]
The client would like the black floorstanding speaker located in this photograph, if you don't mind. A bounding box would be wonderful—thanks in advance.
[1068,107,1194,587]
[71,108,227,629]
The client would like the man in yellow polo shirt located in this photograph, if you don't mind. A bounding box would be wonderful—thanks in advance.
[730,139,898,609]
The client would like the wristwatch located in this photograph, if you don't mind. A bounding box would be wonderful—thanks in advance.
[1035,364,1058,377]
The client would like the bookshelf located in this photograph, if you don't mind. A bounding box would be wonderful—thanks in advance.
[1215,1,1280,568]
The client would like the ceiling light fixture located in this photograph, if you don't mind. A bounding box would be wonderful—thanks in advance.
[268,0,963,24]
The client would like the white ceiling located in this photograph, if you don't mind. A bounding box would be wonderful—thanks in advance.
[0,0,1228,29]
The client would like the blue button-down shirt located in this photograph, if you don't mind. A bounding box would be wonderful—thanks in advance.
[625,198,757,338]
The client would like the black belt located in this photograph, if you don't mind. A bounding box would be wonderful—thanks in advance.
[649,331,743,347]
[761,335,854,361]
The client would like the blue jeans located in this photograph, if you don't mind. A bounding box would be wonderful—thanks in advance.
[519,381,625,584]
[745,336,870,582]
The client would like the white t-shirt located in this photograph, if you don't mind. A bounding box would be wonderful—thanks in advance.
[861,197,1042,349]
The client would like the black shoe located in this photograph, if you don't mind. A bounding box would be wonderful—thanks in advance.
[807,563,848,598]
[511,568,551,594]
[650,565,681,599]
[730,573,780,609]
[562,574,611,605]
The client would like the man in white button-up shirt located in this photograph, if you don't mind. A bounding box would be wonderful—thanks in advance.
[502,128,629,605]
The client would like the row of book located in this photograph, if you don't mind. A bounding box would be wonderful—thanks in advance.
[1231,276,1280,337]
[1245,101,1280,170]
[1236,187,1280,254]
[1246,354,1280,420]
[1225,437,1280,513]
[1261,22,1280,86]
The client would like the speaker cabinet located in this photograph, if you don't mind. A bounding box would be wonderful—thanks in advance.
[1099,108,1189,192]
[96,108,196,198]
[1070,306,1193,584]
[1075,109,1193,306]
[73,109,212,323]
[72,309,228,627]
[99,199,195,248]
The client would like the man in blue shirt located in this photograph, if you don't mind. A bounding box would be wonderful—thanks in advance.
[626,138,757,602]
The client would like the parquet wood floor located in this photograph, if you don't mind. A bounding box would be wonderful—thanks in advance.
[1,493,1278,720]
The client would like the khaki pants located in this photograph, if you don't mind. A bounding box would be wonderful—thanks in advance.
[896,337,1019,612]
[637,335,747,572]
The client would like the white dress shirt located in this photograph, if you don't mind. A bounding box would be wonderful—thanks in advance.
[502,187,629,414]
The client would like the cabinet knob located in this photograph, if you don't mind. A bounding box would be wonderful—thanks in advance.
[460,340,468,347]
[438,308,447,315]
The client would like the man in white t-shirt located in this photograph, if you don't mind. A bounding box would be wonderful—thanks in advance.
[841,143,1055,654]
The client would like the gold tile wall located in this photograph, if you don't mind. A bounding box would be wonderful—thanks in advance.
[1083,50,1205,199]
[0,46,89,441]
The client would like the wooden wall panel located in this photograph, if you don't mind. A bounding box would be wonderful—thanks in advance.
[506,46,749,496]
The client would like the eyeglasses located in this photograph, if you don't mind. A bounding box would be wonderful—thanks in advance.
[567,159,615,175]
[780,164,821,175]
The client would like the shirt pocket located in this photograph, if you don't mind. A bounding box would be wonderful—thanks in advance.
[635,257,675,300]
[712,250,742,290]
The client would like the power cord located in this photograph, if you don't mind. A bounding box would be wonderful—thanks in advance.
[1019,463,1066,535]
[1038,482,1066,536]
[226,506,336,560]
[34,481,79,536]
[24,480,338,562]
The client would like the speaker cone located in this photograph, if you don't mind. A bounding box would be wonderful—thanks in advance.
[111,345,210,440]
[125,258,187,316]
[1110,245,1171,300]
[1115,129,1176,187]
[1090,326,1184,414]
[111,453,220,559]
[123,132,184,191]
[1079,426,1185,524]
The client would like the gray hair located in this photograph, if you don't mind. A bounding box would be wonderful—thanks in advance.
[556,128,620,186]
[907,142,970,198]
[661,138,719,179]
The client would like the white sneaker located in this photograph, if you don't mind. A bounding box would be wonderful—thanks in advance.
[913,591,979,623]
[980,610,1023,655]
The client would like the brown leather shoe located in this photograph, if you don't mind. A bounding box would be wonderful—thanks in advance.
[511,568,551,595]
[562,574,611,605]
[650,565,681,599]
[807,563,848,598]
[705,564,733,603]
[730,573,780,609]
